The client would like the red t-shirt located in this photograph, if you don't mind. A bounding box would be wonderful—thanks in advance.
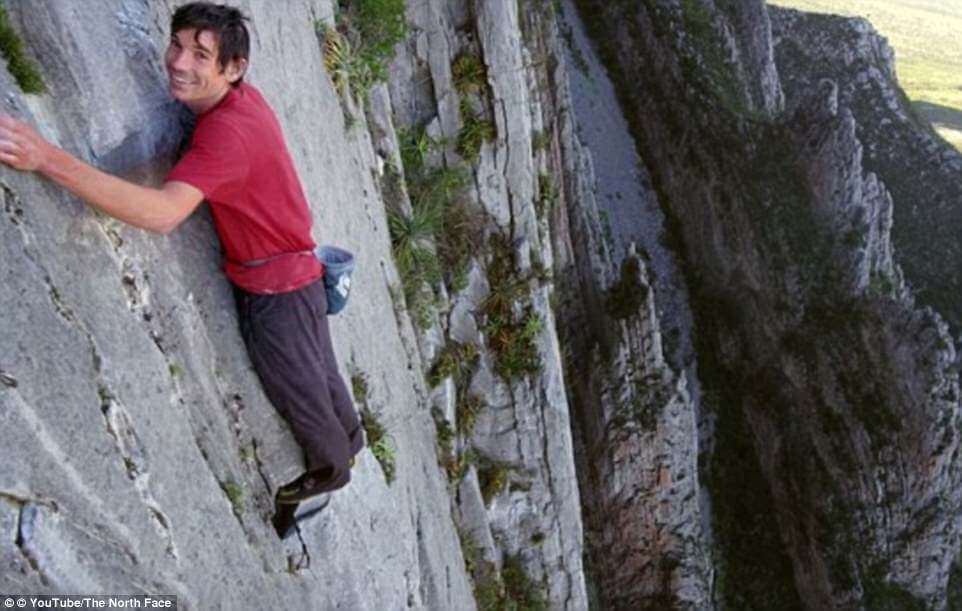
[167,83,323,294]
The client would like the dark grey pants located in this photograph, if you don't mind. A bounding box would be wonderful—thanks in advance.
[234,279,363,494]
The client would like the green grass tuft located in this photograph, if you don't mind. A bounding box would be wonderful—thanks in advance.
[481,234,545,381]
[0,5,44,94]
[361,407,396,484]
[393,123,483,315]
[428,340,480,388]
[351,371,369,404]
[536,172,560,218]
[318,0,407,103]
[453,53,488,94]
[431,407,460,479]
[220,480,244,515]
[456,393,484,438]
[502,554,549,611]
[456,99,497,162]
[476,453,513,506]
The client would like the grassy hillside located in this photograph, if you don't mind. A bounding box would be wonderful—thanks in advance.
[767,0,962,150]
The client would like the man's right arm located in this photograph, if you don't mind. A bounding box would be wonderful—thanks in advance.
[0,115,204,235]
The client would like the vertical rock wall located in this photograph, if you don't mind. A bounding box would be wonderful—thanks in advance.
[2,0,600,608]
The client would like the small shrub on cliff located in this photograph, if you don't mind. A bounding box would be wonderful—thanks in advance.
[361,407,396,484]
[431,407,460,478]
[0,5,44,94]
[398,123,483,293]
[351,371,369,405]
[502,554,548,611]
[481,235,545,381]
[318,23,372,100]
[343,0,407,83]
[453,53,487,94]
[605,255,649,320]
[475,454,514,506]
[399,125,435,176]
[428,340,480,388]
[387,203,443,311]
[536,171,559,217]
[318,0,407,101]
[457,393,484,438]
[457,99,497,162]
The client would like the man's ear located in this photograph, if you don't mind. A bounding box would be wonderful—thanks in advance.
[225,58,248,84]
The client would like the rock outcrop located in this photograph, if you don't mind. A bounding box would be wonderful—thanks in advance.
[771,7,962,332]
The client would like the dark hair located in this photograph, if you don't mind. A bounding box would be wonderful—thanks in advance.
[171,2,250,85]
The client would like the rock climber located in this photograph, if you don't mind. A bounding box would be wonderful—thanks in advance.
[0,2,363,538]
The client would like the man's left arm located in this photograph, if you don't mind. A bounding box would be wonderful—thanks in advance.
[0,114,203,234]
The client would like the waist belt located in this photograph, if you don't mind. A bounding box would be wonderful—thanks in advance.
[238,250,315,268]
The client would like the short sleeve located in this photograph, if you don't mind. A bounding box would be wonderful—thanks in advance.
[166,119,249,202]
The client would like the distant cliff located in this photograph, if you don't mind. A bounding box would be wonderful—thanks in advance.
[574,0,962,608]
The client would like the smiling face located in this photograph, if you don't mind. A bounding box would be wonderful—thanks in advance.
[165,28,246,114]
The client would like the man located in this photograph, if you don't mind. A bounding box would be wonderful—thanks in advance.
[0,2,363,538]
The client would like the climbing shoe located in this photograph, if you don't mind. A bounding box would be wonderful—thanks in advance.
[272,501,299,539]
[272,493,331,540]
[276,470,330,505]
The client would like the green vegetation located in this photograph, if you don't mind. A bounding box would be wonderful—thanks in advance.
[361,407,396,484]
[678,0,748,115]
[431,407,460,479]
[475,453,514,506]
[604,255,648,319]
[317,0,407,102]
[351,371,369,404]
[239,444,255,463]
[399,125,435,174]
[451,48,497,163]
[458,528,548,611]
[458,526,484,574]
[501,555,548,611]
[220,480,244,516]
[428,341,480,388]
[770,0,962,150]
[387,196,444,328]
[457,393,484,438]
[346,0,407,82]
[535,172,559,218]
[0,4,44,93]
[531,129,551,153]
[481,235,545,381]
[457,99,498,162]
[390,125,482,326]
[318,23,370,100]
[453,53,488,94]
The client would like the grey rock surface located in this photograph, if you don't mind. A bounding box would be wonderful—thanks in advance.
[2,1,476,608]
[3,0,597,608]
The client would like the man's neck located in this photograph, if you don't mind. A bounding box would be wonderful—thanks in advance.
[188,85,233,115]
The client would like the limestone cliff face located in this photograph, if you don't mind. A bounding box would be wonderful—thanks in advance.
[771,7,962,331]
[574,0,962,608]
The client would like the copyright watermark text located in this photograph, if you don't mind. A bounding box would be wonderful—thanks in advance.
[0,597,176,609]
